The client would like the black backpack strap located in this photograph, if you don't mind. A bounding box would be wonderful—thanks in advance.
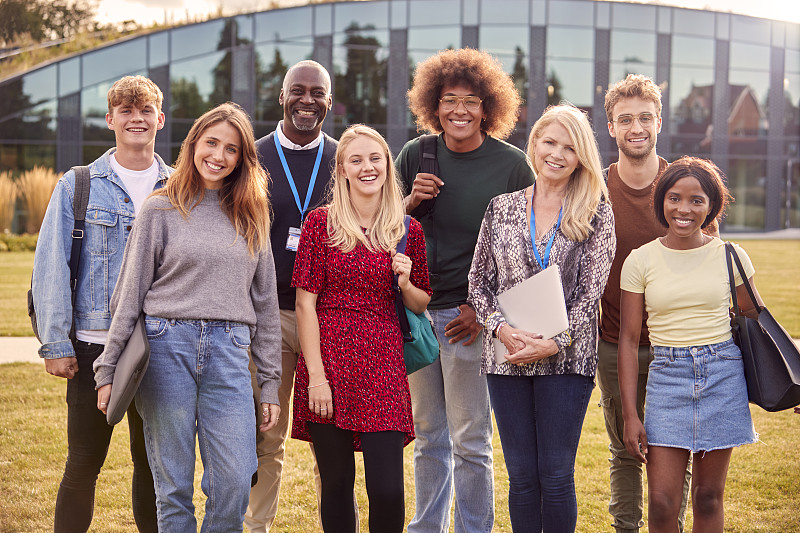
[393,216,413,342]
[414,134,439,279]
[410,134,439,219]
[69,166,90,301]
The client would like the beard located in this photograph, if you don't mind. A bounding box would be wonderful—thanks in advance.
[617,135,656,162]
[291,113,320,132]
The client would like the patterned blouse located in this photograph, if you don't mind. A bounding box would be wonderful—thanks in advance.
[468,189,616,377]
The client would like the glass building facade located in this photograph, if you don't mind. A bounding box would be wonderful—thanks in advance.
[1,0,798,230]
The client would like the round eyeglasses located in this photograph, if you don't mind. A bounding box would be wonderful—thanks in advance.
[439,95,483,111]
[613,113,656,129]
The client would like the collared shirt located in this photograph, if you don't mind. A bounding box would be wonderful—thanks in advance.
[276,120,323,150]
[32,148,173,358]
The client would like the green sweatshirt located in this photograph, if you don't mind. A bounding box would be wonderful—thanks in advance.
[395,134,534,309]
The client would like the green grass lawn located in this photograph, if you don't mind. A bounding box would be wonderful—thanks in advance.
[1,239,798,530]
[1,363,798,532]
[2,240,798,337]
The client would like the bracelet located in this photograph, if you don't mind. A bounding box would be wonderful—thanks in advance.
[308,380,329,390]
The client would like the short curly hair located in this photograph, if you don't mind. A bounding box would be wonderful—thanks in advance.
[107,75,163,114]
[604,74,662,122]
[408,48,521,140]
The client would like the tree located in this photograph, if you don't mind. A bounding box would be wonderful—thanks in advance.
[511,46,528,103]
[0,0,97,46]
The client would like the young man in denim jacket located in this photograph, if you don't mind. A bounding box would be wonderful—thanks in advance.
[32,75,172,533]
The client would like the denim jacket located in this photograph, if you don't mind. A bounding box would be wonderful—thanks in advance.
[33,148,172,358]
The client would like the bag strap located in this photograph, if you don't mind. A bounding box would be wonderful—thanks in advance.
[725,242,763,316]
[414,134,439,278]
[393,216,413,342]
[69,166,90,293]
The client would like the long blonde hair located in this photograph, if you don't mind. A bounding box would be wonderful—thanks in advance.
[327,125,405,253]
[527,104,609,242]
[154,102,271,255]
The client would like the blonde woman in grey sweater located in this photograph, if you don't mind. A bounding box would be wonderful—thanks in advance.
[94,102,281,531]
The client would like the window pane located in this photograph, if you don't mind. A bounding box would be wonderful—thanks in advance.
[14,66,57,109]
[254,43,314,122]
[726,158,766,230]
[82,83,115,145]
[785,72,800,135]
[612,3,656,31]
[171,20,228,61]
[59,58,80,96]
[729,42,770,71]
[235,15,253,42]
[611,30,655,64]
[83,39,147,87]
[149,31,169,67]
[391,0,408,29]
[548,1,594,27]
[332,29,388,132]
[480,0,528,24]
[0,144,56,173]
[255,7,315,42]
[409,0,460,28]
[335,1,388,32]
[728,71,769,138]
[672,35,713,67]
[546,59,594,108]
[479,26,529,100]
[669,65,714,153]
[610,62,655,87]
[171,51,228,124]
[547,27,594,60]
[731,15,771,45]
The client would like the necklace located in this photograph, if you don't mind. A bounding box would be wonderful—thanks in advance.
[528,187,565,240]
[536,209,561,240]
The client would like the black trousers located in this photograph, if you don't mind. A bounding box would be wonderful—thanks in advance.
[308,423,405,533]
[53,340,157,533]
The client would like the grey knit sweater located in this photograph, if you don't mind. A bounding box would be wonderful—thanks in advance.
[93,189,282,405]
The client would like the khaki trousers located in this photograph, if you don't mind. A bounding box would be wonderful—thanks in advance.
[596,338,691,533]
[245,309,358,532]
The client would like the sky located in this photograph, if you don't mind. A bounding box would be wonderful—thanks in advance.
[94,0,800,26]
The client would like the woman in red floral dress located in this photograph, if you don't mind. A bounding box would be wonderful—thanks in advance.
[291,124,431,533]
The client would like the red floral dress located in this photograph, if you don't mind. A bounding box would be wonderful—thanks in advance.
[291,207,431,450]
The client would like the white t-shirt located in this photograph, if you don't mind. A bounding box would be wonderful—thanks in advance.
[76,154,160,345]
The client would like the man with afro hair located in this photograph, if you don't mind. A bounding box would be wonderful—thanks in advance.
[395,48,534,533]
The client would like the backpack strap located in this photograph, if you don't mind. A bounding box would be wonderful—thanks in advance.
[69,166,90,293]
[413,134,439,279]
[410,134,439,218]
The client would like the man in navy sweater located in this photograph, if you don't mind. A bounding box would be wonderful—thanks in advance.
[244,60,339,532]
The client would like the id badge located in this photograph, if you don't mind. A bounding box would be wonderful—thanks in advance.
[286,227,301,252]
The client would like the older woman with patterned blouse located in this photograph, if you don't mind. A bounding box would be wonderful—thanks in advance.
[468,104,616,533]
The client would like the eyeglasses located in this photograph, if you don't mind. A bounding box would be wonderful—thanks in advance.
[613,113,656,129]
[439,95,483,111]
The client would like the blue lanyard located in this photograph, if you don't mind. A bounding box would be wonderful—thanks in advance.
[529,190,563,270]
[274,135,324,223]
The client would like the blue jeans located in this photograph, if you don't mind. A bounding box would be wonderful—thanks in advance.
[407,307,494,533]
[487,373,594,533]
[137,318,257,532]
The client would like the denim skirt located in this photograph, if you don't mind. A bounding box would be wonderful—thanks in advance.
[644,338,757,452]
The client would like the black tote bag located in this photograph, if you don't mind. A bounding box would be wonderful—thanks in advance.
[725,243,800,412]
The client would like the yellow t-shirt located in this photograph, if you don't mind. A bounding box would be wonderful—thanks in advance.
[620,237,754,347]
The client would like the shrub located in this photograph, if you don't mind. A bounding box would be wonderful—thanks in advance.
[16,166,58,234]
[0,172,17,233]
[0,232,38,252]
